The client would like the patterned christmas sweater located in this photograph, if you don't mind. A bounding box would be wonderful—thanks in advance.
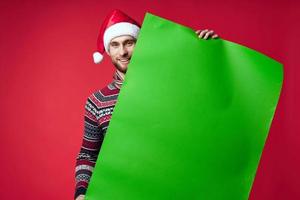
[74,71,123,199]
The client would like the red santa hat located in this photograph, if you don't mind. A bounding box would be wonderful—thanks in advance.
[93,9,141,64]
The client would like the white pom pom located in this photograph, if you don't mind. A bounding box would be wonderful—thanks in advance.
[93,52,103,64]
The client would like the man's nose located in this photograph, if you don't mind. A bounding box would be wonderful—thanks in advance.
[119,45,128,56]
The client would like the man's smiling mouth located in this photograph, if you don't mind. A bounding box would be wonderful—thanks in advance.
[119,58,130,64]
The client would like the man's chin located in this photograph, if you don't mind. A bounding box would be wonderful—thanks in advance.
[116,64,128,73]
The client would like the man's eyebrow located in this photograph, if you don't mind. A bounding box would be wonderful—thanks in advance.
[123,39,136,43]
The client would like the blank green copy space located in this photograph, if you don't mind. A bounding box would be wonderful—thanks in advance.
[85,13,283,200]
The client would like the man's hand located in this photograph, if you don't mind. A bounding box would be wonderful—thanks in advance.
[75,195,85,200]
[196,29,219,39]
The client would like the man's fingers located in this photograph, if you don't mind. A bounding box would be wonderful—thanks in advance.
[196,29,219,39]
[212,34,219,39]
[76,195,85,200]
[199,29,209,38]
[204,30,214,39]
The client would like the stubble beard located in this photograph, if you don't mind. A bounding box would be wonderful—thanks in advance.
[112,57,130,74]
[112,61,127,73]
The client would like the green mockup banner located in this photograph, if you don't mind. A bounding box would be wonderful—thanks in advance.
[85,13,283,200]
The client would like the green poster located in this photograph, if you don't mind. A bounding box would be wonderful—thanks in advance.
[85,13,283,200]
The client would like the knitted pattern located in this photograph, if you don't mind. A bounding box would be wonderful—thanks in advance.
[74,71,123,199]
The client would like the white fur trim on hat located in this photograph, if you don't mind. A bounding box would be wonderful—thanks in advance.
[93,52,103,64]
[103,22,140,53]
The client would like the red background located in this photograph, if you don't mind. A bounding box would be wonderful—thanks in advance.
[0,0,299,199]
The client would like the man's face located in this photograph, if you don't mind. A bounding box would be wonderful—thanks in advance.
[107,35,136,73]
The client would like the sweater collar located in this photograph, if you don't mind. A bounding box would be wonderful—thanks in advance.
[112,70,125,89]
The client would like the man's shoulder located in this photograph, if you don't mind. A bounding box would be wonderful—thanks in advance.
[86,83,120,109]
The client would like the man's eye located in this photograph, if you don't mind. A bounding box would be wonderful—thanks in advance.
[126,41,134,46]
[111,43,119,48]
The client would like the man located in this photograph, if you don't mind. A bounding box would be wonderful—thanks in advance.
[74,9,219,200]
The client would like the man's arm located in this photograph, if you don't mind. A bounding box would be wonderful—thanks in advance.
[74,97,104,200]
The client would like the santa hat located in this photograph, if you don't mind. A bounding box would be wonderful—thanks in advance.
[93,9,141,64]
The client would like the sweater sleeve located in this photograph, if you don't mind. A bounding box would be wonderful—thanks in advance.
[74,97,105,199]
